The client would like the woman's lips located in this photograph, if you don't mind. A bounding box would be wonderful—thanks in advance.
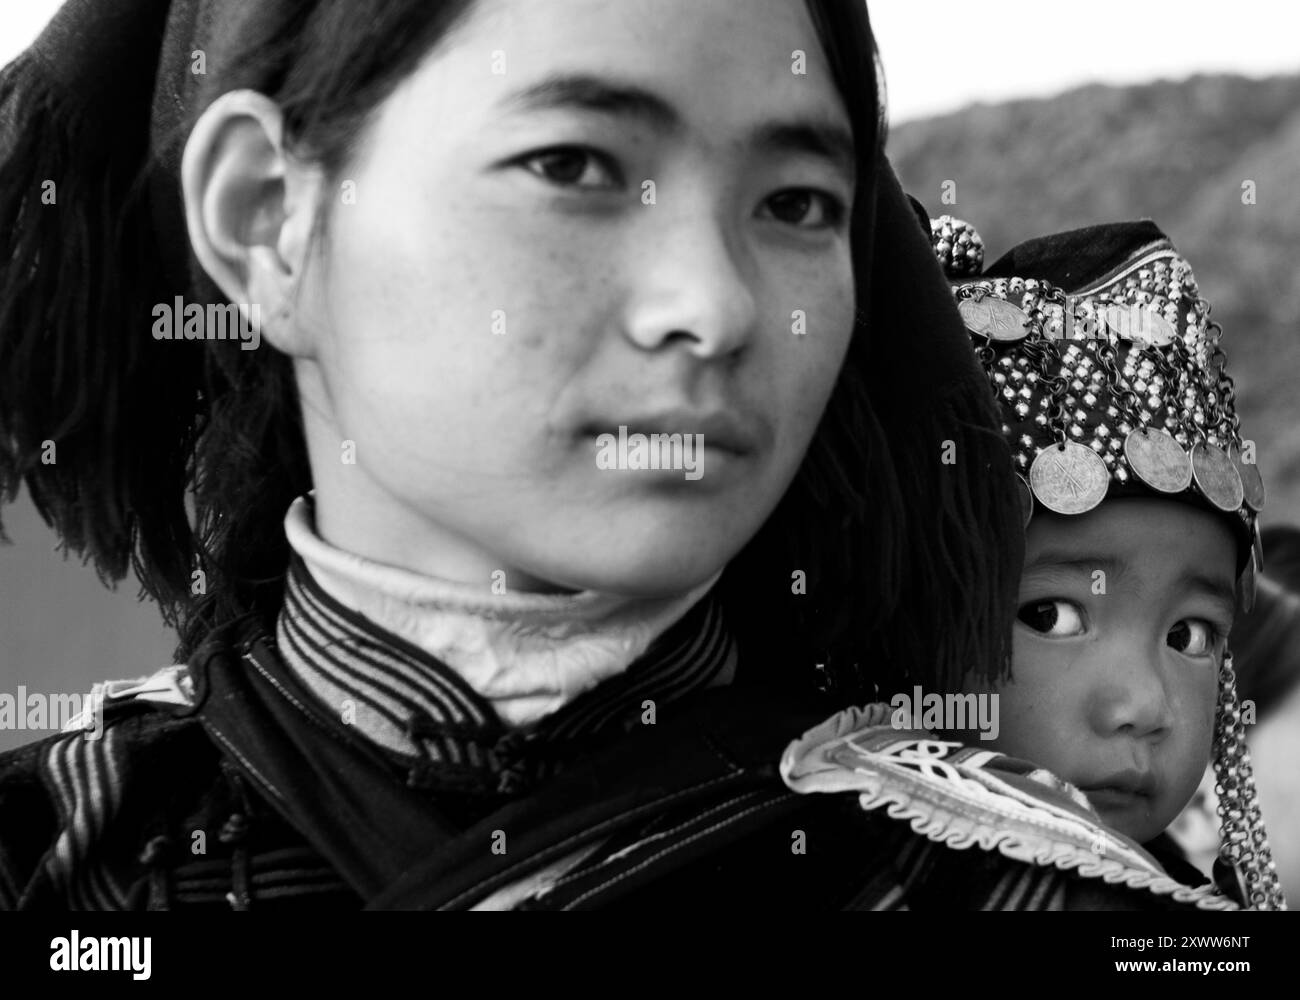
[580,409,768,456]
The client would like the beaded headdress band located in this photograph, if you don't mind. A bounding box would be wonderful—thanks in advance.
[931,215,1283,909]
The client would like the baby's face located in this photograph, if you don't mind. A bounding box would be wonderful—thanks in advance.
[970,498,1237,844]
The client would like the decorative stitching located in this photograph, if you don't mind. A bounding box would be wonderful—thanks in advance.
[560,792,797,909]
[536,789,771,897]
[441,770,748,910]
[781,713,1241,911]
[200,724,287,808]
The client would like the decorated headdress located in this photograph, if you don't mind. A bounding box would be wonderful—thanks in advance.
[930,214,1284,910]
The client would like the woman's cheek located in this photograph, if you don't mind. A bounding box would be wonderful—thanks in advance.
[771,272,854,399]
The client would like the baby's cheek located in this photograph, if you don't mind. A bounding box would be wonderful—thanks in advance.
[1197,688,1219,772]
[983,670,1082,778]
[1180,664,1220,748]
[985,687,1045,758]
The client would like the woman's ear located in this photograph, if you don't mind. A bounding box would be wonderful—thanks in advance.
[181,89,325,358]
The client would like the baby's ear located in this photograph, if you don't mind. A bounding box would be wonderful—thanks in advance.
[181,89,326,358]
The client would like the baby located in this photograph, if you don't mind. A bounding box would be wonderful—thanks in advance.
[941,217,1282,907]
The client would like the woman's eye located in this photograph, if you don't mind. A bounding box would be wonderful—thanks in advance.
[1168,619,1217,656]
[520,147,620,189]
[1016,599,1086,637]
[761,189,845,229]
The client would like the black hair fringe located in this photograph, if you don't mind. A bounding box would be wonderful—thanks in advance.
[874,374,1022,694]
[720,340,1020,706]
[0,50,201,619]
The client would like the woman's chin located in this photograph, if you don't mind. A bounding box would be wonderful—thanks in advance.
[532,545,737,601]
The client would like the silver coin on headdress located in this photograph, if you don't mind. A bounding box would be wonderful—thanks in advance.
[1123,427,1192,494]
[1029,441,1109,515]
[1230,445,1266,512]
[1191,442,1245,512]
[959,297,1030,343]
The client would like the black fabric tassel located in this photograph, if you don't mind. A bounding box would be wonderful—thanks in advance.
[859,160,1024,694]
[876,374,1021,692]
[0,25,201,608]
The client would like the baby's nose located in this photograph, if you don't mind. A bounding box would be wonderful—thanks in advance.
[1088,652,1174,741]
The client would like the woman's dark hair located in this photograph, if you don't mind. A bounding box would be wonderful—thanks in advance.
[1229,526,1300,722]
[0,0,1021,702]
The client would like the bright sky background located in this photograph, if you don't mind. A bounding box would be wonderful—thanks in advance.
[872,0,1300,122]
[1,1,1298,122]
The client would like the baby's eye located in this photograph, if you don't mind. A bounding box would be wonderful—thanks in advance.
[519,146,621,190]
[1167,619,1217,656]
[760,189,845,229]
[1016,599,1086,637]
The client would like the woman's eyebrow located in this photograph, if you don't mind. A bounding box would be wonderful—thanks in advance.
[500,73,679,129]
[751,121,856,185]
[499,72,855,182]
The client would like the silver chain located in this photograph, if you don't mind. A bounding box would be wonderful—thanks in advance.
[1213,651,1286,909]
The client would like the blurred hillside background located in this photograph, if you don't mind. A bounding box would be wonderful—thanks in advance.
[2,0,1298,761]
[889,73,1300,537]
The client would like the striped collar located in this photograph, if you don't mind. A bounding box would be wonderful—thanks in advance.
[274,555,737,795]
[281,495,723,727]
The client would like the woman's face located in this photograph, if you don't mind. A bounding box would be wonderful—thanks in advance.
[294,0,857,595]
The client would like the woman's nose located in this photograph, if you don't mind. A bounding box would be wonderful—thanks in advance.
[619,202,759,359]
